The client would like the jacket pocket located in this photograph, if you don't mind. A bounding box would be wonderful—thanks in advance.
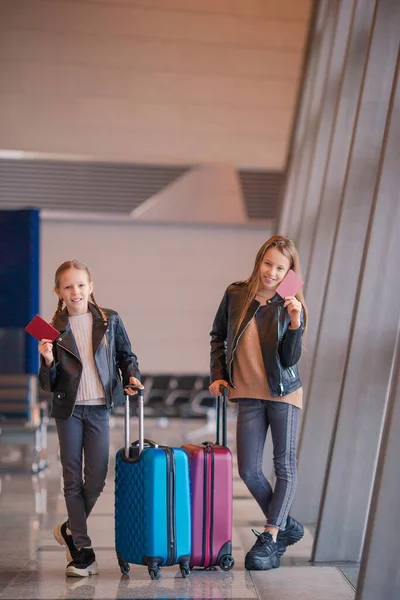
[53,391,66,404]
[282,367,298,390]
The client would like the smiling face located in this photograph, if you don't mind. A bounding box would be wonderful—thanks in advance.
[259,247,291,292]
[55,267,93,316]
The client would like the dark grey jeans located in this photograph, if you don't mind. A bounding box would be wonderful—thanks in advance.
[236,399,300,530]
[55,405,110,549]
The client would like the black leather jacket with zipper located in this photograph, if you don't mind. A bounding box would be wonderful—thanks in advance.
[210,282,304,398]
[39,303,140,419]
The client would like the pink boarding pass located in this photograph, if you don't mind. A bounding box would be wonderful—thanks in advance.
[276,270,304,299]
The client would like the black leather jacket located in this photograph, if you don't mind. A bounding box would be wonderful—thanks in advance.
[39,303,140,419]
[210,282,304,398]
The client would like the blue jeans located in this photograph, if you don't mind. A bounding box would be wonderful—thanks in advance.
[236,399,300,530]
[55,405,110,549]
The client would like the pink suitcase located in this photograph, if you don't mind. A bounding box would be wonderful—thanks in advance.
[182,388,234,571]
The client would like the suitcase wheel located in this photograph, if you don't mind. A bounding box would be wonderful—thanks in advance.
[180,563,190,578]
[148,565,161,580]
[119,562,130,576]
[117,554,130,576]
[219,554,235,571]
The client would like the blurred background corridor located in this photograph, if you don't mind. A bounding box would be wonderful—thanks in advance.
[0,0,399,598]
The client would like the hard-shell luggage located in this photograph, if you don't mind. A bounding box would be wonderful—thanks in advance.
[114,387,191,580]
[182,387,234,571]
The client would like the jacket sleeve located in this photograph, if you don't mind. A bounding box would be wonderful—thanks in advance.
[278,308,305,367]
[38,344,59,391]
[114,314,141,386]
[210,290,229,383]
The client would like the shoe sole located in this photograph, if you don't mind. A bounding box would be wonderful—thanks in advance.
[53,524,72,562]
[245,554,280,571]
[277,524,305,558]
[65,561,99,577]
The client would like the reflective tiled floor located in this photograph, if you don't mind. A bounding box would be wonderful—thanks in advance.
[0,415,355,599]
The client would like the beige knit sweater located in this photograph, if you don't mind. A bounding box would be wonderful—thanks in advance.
[228,317,303,409]
[69,312,106,405]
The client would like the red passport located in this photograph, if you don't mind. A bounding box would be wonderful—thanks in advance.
[25,315,60,342]
[276,269,304,299]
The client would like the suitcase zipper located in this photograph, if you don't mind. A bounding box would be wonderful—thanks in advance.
[163,448,176,566]
[202,448,207,566]
[202,445,213,567]
[210,447,215,565]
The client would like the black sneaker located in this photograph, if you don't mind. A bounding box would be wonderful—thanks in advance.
[276,516,304,558]
[65,548,98,577]
[53,522,77,562]
[245,530,280,571]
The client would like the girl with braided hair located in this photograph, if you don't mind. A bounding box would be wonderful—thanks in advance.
[38,260,141,578]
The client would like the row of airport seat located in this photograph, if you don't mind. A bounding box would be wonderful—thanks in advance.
[37,373,216,422]
[0,373,220,472]
[0,375,48,472]
[114,374,229,443]
[118,373,215,419]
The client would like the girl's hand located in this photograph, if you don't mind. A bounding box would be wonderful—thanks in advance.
[284,296,302,329]
[209,379,229,396]
[124,376,144,395]
[38,338,54,367]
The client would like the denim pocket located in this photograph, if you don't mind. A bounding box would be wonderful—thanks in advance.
[90,405,109,419]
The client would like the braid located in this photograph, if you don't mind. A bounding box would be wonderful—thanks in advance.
[50,298,64,326]
[90,293,107,323]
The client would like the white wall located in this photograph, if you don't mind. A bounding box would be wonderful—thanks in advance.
[40,215,271,374]
[0,0,311,169]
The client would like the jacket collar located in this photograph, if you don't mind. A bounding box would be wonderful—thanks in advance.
[254,293,283,305]
[236,292,284,338]
[54,302,105,329]
[269,293,285,304]
[54,303,108,356]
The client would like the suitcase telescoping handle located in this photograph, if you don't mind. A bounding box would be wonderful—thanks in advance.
[124,386,145,458]
[216,385,228,446]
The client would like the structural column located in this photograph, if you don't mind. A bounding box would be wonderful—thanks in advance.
[313,31,400,562]
[292,0,397,528]
[278,0,329,237]
[355,322,400,600]
[299,0,377,392]
[296,0,357,275]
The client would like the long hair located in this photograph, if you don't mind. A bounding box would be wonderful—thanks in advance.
[235,235,308,337]
[51,259,107,325]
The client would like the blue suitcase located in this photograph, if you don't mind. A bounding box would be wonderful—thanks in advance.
[114,387,191,580]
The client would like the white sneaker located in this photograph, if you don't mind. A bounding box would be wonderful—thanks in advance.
[65,548,99,577]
